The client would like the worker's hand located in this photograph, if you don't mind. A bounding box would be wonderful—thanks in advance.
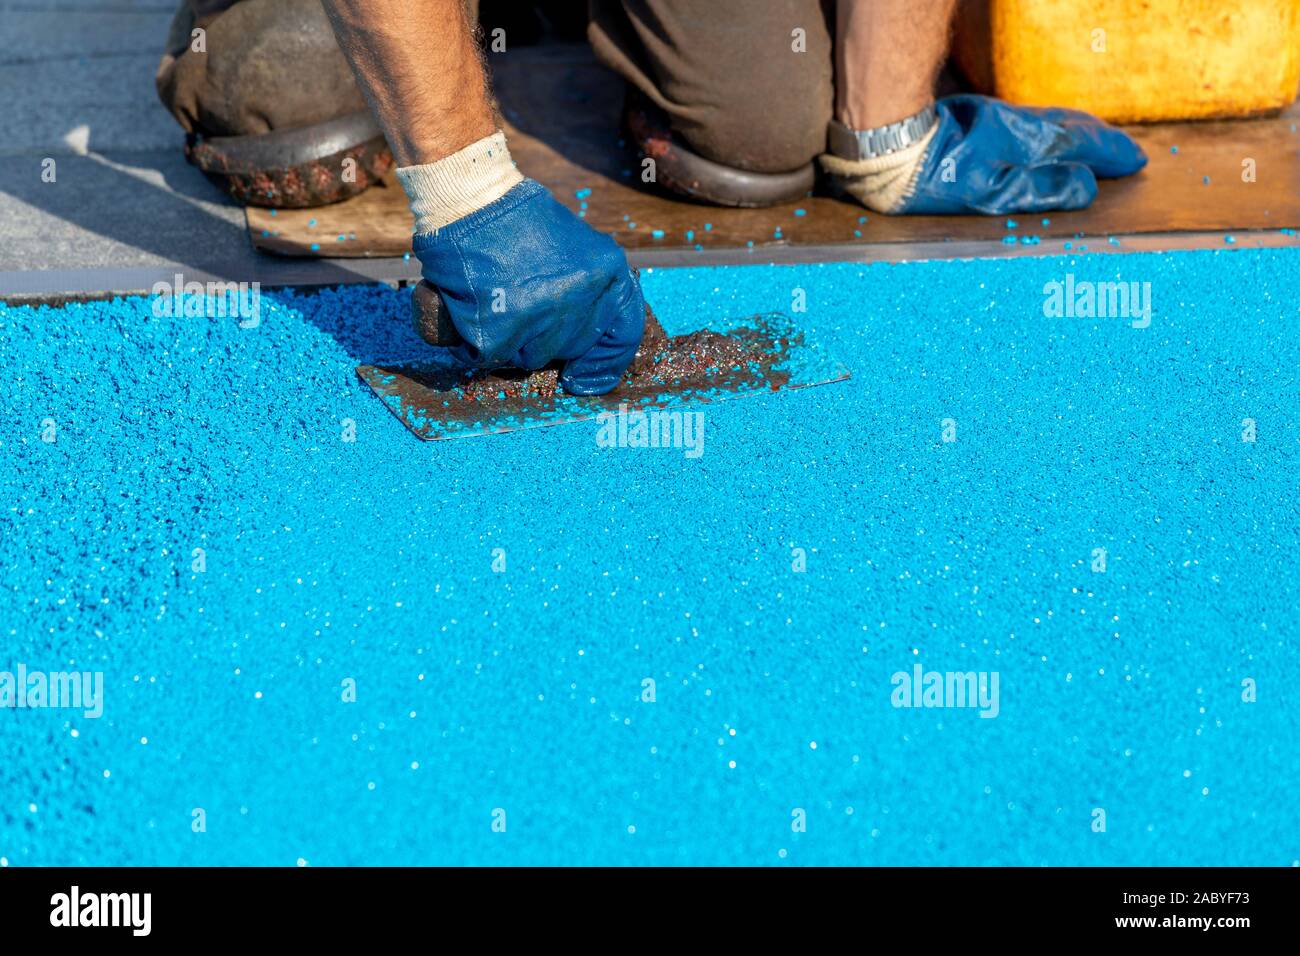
[824,94,1147,216]
[413,179,645,396]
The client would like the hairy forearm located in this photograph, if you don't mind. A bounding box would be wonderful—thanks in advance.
[835,0,957,129]
[319,0,496,166]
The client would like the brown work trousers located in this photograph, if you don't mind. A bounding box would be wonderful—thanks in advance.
[588,0,835,174]
[161,0,833,173]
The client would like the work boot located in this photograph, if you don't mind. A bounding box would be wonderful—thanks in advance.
[155,0,393,207]
[622,88,816,208]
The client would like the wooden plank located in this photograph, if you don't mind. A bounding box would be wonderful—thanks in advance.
[247,44,1300,260]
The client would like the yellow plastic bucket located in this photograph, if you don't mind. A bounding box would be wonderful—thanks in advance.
[952,0,1300,122]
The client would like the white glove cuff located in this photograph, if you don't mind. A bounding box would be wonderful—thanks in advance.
[818,123,938,214]
[396,130,525,236]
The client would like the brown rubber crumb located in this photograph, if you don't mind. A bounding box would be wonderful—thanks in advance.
[628,329,752,384]
[458,366,560,402]
[454,305,760,402]
[634,302,670,366]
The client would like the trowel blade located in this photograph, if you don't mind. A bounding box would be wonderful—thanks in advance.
[356,312,849,441]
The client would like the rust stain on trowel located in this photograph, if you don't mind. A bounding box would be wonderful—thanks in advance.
[356,311,848,441]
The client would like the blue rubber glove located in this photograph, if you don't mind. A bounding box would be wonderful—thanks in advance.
[412,179,644,396]
[897,95,1148,215]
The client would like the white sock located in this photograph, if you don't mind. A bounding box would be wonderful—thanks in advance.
[395,130,525,236]
[818,123,938,214]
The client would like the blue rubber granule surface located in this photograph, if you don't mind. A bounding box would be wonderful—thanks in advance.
[2,248,1298,866]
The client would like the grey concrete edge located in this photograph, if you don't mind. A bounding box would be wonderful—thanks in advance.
[2,230,1296,306]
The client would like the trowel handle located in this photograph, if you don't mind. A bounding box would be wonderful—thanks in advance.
[411,279,464,347]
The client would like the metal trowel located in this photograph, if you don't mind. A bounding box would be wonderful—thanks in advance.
[355,279,850,441]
